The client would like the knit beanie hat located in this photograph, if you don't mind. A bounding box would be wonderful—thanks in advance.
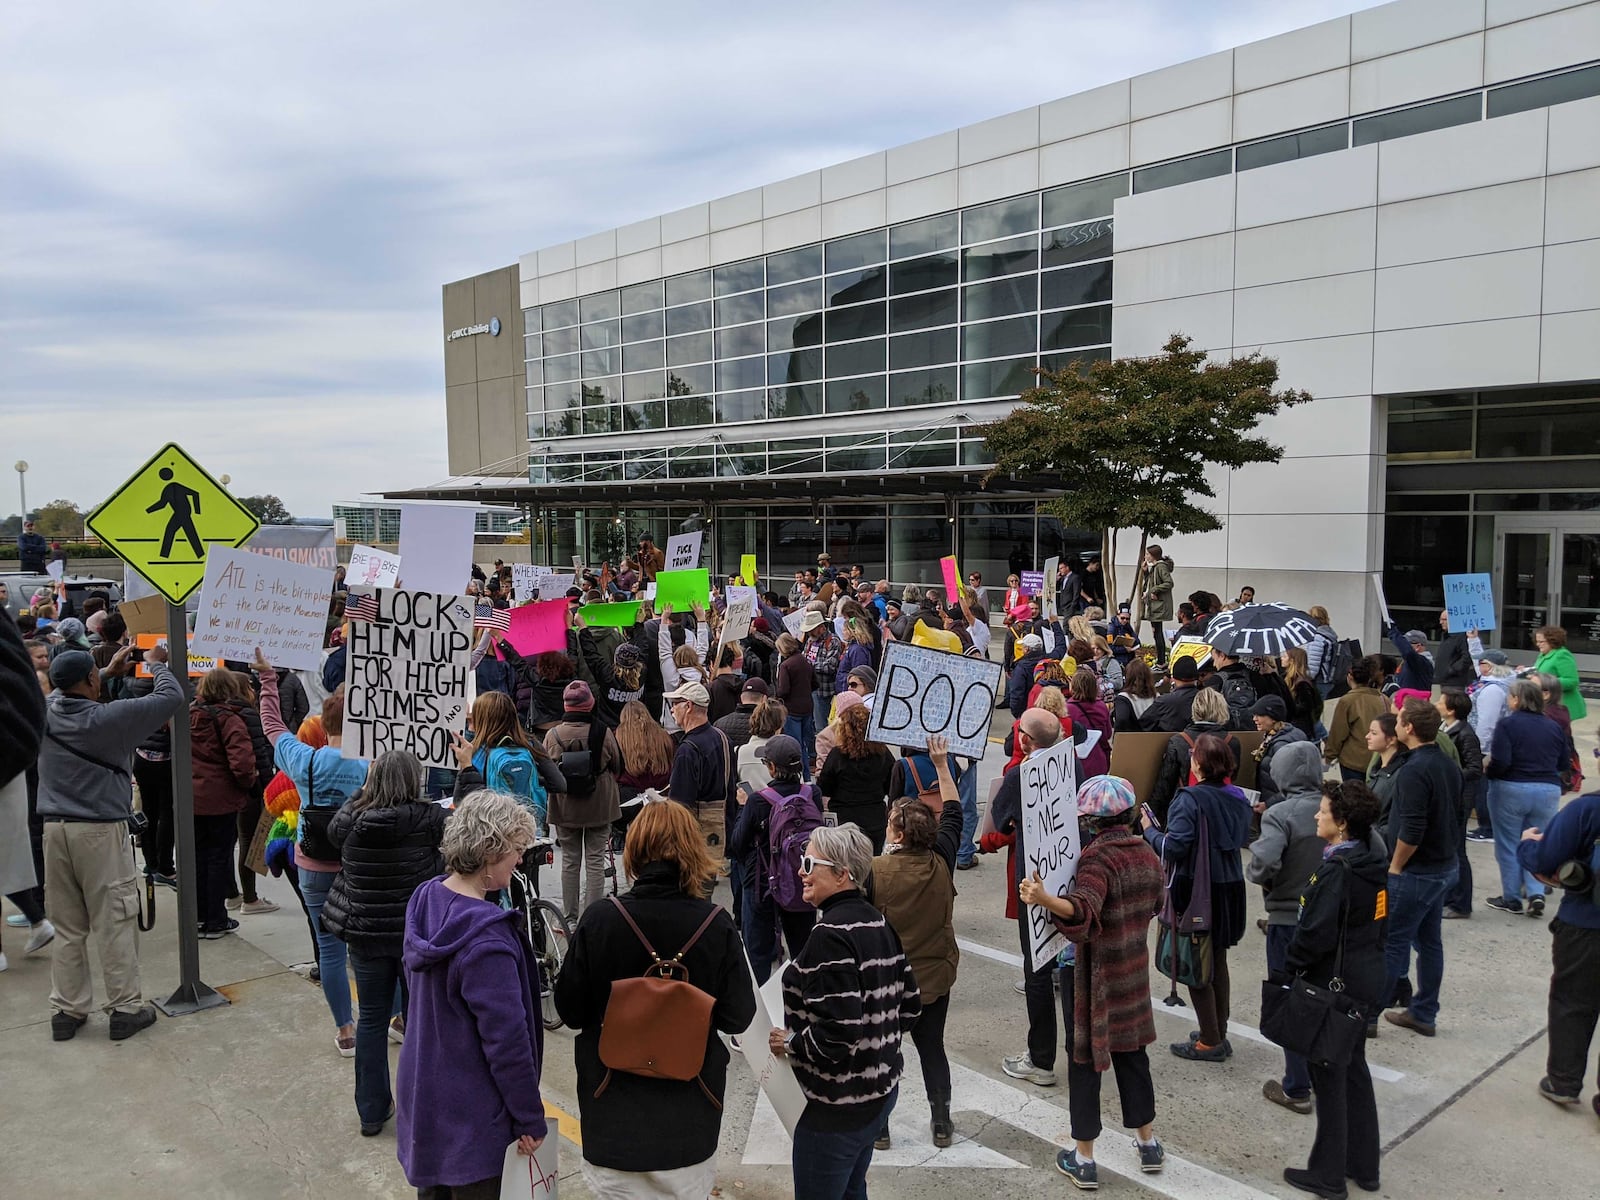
[563,680,595,712]
[613,643,644,671]
[1076,775,1136,818]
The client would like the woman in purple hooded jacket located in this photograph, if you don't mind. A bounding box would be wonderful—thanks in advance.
[396,790,549,1200]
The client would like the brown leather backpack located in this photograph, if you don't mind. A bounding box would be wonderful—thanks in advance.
[595,896,723,1107]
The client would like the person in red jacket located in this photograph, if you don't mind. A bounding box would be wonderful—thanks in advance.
[190,669,260,938]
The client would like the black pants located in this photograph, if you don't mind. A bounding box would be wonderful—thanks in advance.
[285,863,321,969]
[1547,918,1600,1097]
[7,765,46,922]
[1017,908,1056,1070]
[132,756,176,876]
[1189,943,1232,1046]
[1060,964,1156,1141]
[1445,809,1473,913]
[417,1179,498,1200]
[1149,621,1168,659]
[1303,1037,1380,1190]
[233,791,264,903]
[911,992,952,1100]
[194,814,238,931]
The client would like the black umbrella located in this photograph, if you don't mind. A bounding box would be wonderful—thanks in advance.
[1202,603,1321,658]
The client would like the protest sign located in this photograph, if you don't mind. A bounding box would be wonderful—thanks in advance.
[135,633,214,677]
[189,547,335,671]
[939,555,960,599]
[578,601,641,627]
[1108,731,1265,803]
[1020,738,1080,971]
[654,568,709,611]
[1370,572,1393,628]
[720,588,757,651]
[733,968,807,1138]
[866,641,1004,760]
[122,522,338,603]
[398,504,476,595]
[504,600,569,656]
[498,1134,558,1200]
[343,589,474,769]
[538,572,575,598]
[664,531,703,571]
[1041,556,1059,618]
[1020,569,1045,598]
[117,592,168,636]
[782,610,805,638]
[512,563,544,602]
[740,553,758,588]
[46,560,64,582]
[1166,637,1213,673]
[346,544,401,589]
[1443,572,1496,631]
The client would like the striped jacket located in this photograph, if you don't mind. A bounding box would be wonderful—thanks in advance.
[781,890,921,1110]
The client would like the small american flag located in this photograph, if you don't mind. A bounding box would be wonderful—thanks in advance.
[474,603,510,632]
[346,593,379,623]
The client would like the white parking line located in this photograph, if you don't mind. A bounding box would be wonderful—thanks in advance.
[957,937,1407,1083]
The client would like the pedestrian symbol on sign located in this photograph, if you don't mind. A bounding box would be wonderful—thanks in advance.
[148,467,205,560]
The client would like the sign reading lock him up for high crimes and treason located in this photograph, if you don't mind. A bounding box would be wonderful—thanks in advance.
[85,443,261,604]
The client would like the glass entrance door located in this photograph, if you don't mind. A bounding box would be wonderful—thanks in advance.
[1495,516,1600,670]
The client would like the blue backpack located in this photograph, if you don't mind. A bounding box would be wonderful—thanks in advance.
[475,745,547,825]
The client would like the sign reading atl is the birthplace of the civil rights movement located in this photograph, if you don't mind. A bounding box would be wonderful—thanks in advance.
[343,589,474,769]
[865,642,1003,761]
[189,547,334,671]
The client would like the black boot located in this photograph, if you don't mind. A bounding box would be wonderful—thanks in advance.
[930,1096,953,1148]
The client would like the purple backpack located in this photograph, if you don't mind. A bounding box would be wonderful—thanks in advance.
[764,784,826,913]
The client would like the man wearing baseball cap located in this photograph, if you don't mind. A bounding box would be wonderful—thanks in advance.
[1385,622,1435,692]
[664,681,735,894]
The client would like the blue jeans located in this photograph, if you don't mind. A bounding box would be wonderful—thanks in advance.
[956,758,978,866]
[349,948,406,1124]
[1489,779,1560,902]
[1384,865,1458,1026]
[784,714,817,778]
[1265,925,1312,1097]
[297,867,352,1028]
[793,1086,897,1200]
[812,691,834,737]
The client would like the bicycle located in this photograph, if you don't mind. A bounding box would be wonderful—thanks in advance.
[503,837,571,1031]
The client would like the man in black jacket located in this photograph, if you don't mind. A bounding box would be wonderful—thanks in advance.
[1143,656,1202,732]
[1433,609,1476,689]
[1438,690,1482,919]
[1381,699,1461,1037]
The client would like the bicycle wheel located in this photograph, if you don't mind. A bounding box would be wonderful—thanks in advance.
[528,899,572,1030]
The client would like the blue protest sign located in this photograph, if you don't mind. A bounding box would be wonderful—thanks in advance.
[1442,573,1496,632]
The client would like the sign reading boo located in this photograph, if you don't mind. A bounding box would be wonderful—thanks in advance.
[865,642,1004,761]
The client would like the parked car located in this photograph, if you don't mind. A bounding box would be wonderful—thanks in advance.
[0,573,123,621]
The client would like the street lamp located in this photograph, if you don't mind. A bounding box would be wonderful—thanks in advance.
[219,474,231,487]
[14,460,26,519]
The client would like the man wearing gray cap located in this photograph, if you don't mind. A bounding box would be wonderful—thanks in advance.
[665,680,736,895]
[1386,622,1435,692]
[38,641,185,1042]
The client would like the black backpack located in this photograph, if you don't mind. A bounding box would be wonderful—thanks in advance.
[556,719,607,797]
[1219,671,1258,730]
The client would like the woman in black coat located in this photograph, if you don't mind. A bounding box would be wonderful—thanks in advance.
[1147,687,1240,824]
[1282,780,1388,1198]
[816,704,896,852]
[553,799,755,1196]
[321,750,449,1137]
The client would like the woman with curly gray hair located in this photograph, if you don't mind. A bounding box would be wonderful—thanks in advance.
[396,791,549,1200]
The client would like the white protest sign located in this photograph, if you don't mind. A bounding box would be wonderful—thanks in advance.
[571,554,585,575]
[46,559,64,582]
[1020,738,1081,972]
[720,588,757,653]
[498,1134,558,1199]
[539,573,575,598]
[398,503,477,595]
[727,585,758,608]
[782,610,805,638]
[664,531,703,571]
[343,589,474,769]
[1370,572,1393,628]
[1041,555,1059,618]
[347,544,401,589]
[189,547,335,671]
[512,563,544,603]
[866,641,1004,760]
[735,968,807,1137]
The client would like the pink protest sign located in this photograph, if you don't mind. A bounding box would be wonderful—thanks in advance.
[940,555,960,598]
[503,600,568,656]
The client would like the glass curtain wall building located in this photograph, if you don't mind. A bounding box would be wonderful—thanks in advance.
[406,0,1600,671]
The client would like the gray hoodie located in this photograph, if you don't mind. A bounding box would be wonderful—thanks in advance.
[1246,742,1384,925]
[38,664,185,822]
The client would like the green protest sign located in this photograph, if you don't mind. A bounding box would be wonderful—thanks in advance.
[578,601,642,627]
[653,568,710,611]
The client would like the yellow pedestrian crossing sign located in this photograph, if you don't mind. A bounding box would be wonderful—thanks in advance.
[86,443,260,604]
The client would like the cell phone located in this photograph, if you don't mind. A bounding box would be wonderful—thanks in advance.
[1140,803,1159,829]
[127,646,146,663]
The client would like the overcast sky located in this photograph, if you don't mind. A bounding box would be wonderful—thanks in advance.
[1,0,1362,521]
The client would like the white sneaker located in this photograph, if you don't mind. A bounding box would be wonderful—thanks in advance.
[1001,1052,1058,1087]
[6,913,29,928]
[225,896,243,912]
[0,952,8,972]
[24,920,55,955]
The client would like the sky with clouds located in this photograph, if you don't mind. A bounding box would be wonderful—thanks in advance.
[1,0,1362,522]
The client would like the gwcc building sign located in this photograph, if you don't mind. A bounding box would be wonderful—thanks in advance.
[448,316,501,341]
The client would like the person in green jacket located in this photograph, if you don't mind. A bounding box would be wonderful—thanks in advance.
[1139,544,1175,662]
[1531,626,1586,721]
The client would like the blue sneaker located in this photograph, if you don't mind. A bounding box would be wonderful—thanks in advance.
[1056,1148,1098,1189]
[1135,1138,1166,1173]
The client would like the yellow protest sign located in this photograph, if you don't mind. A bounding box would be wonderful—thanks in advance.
[740,554,758,588]
[85,443,260,604]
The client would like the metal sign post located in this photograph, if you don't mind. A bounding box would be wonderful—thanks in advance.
[155,600,227,1016]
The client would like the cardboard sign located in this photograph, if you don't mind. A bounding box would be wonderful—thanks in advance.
[720,589,757,653]
[865,641,1004,760]
[734,969,808,1138]
[397,504,477,595]
[504,600,569,656]
[346,544,400,589]
[512,563,543,603]
[134,633,215,678]
[117,592,169,636]
[1041,556,1060,618]
[740,553,758,588]
[664,531,703,571]
[1107,730,1265,803]
[1442,572,1496,631]
[1020,739,1080,972]
[939,555,960,600]
[653,568,710,611]
[1020,569,1045,597]
[189,547,335,671]
[782,610,805,638]
[498,1133,558,1200]
[578,601,641,627]
[343,589,473,769]
[537,573,575,599]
